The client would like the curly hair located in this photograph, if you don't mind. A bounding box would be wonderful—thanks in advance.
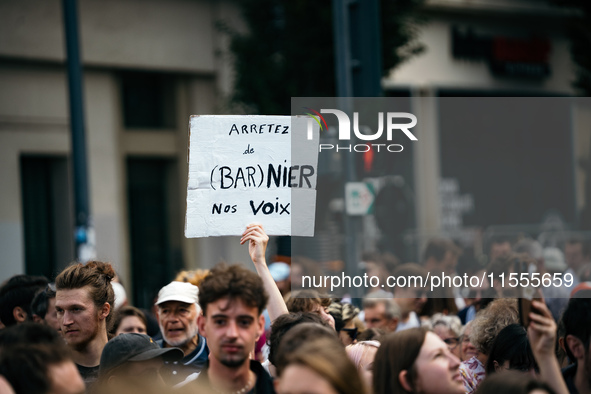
[174,269,210,287]
[198,263,268,316]
[470,298,519,355]
[55,261,116,328]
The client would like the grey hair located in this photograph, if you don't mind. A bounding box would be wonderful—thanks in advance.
[430,313,462,337]
[460,320,472,336]
[470,298,519,355]
[362,297,401,320]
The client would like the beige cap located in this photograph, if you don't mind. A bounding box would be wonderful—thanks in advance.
[156,281,199,305]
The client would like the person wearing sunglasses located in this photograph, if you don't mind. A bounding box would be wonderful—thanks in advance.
[431,313,463,360]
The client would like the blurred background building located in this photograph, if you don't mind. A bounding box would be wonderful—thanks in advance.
[378,0,586,260]
[0,0,248,307]
[1,0,590,306]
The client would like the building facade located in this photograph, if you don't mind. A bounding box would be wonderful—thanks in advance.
[379,0,590,259]
[0,0,250,307]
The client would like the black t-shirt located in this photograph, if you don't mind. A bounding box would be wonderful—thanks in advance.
[196,360,276,394]
[77,364,100,390]
[562,363,579,394]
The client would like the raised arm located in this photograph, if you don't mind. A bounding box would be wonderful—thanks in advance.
[527,299,568,394]
[240,224,288,322]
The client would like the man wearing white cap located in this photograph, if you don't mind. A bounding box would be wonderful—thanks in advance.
[155,281,208,386]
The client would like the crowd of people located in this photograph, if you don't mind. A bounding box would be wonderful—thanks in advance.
[0,224,590,394]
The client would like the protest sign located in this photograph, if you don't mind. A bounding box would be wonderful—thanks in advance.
[185,115,319,237]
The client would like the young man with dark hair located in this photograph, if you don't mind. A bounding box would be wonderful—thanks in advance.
[0,343,85,394]
[31,283,60,332]
[487,235,513,261]
[265,312,329,377]
[0,321,63,350]
[55,261,115,388]
[0,323,85,394]
[196,235,275,393]
[0,274,48,327]
[273,322,340,377]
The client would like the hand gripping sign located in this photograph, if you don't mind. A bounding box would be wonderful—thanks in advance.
[185,115,320,237]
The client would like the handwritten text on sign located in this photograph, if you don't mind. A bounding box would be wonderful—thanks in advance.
[185,115,319,237]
